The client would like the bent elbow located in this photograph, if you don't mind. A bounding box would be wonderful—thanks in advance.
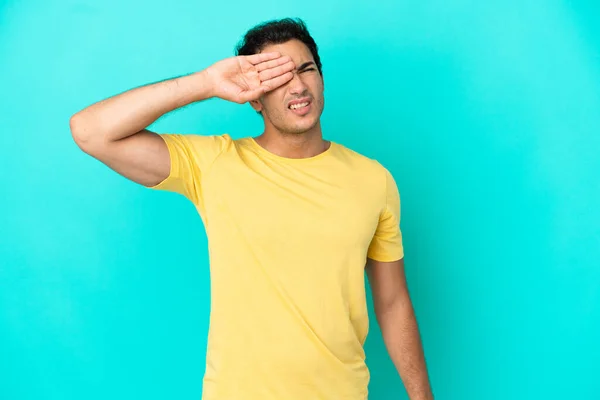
[70,113,85,142]
[70,113,97,153]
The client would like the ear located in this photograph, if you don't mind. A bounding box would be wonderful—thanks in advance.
[250,98,263,113]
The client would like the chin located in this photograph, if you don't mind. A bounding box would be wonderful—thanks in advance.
[267,109,321,134]
[287,120,318,135]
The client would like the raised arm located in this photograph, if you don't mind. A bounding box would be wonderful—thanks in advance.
[69,52,296,186]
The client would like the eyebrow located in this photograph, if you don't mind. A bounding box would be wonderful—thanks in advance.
[297,61,316,71]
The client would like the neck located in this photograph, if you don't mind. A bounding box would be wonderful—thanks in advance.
[255,122,329,159]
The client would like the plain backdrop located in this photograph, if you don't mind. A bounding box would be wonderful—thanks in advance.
[1,0,599,399]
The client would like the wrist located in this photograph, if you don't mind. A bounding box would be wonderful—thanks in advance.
[178,70,214,104]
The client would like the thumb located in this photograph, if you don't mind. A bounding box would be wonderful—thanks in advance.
[239,86,267,103]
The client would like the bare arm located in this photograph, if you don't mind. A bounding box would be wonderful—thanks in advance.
[366,257,433,400]
[69,72,212,186]
[70,53,295,186]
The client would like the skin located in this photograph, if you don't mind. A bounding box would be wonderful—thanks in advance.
[70,37,433,399]
[69,50,298,187]
[366,258,434,400]
[249,39,329,159]
[252,41,434,398]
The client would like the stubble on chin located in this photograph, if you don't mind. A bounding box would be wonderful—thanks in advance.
[274,99,325,135]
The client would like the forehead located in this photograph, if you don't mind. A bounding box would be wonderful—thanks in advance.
[260,39,314,64]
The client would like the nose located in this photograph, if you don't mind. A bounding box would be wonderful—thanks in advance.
[288,71,308,95]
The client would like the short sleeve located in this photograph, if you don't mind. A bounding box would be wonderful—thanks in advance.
[367,168,404,262]
[150,133,230,204]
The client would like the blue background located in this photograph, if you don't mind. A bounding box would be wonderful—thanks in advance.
[1,0,599,399]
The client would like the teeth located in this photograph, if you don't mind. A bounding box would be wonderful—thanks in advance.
[290,102,309,110]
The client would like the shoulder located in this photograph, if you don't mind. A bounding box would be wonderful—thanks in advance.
[159,133,233,149]
[173,133,234,160]
[158,133,234,170]
[182,133,233,149]
[335,142,399,204]
[334,141,390,178]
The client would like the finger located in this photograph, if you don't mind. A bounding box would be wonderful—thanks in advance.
[238,87,268,103]
[246,52,281,65]
[255,55,293,72]
[259,61,295,81]
[261,71,294,93]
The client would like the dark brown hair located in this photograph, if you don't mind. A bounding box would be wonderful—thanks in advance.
[235,18,323,76]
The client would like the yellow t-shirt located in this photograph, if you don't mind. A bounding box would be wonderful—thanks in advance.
[151,133,403,400]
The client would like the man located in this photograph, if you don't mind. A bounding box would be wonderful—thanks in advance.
[70,18,433,400]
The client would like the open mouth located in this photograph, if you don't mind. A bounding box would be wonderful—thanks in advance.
[288,99,312,115]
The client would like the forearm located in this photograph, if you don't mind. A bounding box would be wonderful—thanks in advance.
[377,299,433,399]
[70,70,213,144]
